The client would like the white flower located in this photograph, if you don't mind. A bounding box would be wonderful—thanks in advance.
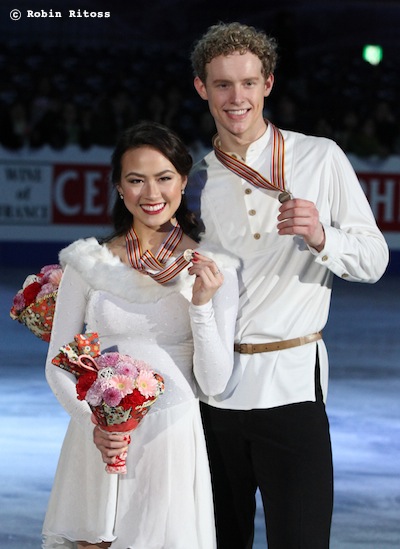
[22,274,39,289]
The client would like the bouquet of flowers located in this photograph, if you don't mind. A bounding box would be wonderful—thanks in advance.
[52,332,165,474]
[9,264,63,342]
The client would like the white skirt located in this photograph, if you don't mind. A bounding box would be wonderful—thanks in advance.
[42,399,216,549]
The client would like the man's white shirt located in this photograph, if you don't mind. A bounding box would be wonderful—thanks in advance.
[188,124,389,410]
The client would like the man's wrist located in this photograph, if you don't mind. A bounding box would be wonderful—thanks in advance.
[309,224,326,252]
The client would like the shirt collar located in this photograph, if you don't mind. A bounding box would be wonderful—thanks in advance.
[213,123,272,163]
[244,123,272,163]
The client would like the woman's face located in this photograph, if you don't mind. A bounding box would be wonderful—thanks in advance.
[117,146,187,233]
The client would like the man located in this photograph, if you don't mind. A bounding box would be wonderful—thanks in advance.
[187,22,389,549]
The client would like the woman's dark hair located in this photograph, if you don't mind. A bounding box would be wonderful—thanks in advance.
[105,120,200,242]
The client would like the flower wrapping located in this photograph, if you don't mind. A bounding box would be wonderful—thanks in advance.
[10,264,63,342]
[52,332,165,474]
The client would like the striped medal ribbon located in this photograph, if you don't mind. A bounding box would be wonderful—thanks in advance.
[125,224,190,284]
[213,121,291,203]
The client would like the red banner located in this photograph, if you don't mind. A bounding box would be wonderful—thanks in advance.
[52,163,111,224]
[359,172,400,232]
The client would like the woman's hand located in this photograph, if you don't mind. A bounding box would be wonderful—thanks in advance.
[188,251,224,306]
[92,423,130,465]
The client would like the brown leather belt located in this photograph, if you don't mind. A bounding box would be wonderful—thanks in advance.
[234,332,322,354]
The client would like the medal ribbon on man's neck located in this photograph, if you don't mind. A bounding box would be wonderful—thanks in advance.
[125,224,190,284]
[213,121,290,199]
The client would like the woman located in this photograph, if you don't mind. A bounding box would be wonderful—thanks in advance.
[42,121,238,548]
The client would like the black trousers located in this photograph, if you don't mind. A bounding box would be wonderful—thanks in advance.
[200,357,333,549]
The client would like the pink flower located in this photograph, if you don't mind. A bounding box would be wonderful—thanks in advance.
[48,268,63,286]
[136,370,158,398]
[96,352,120,369]
[36,282,56,299]
[12,291,26,311]
[134,359,154,371]
[85,380,103,406]
[103,387,123,407]
[40,264,60,275]
[108,374,135,397]
[40,265,62,285]
[114,359,138,377]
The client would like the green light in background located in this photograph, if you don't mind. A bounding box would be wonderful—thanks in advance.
[362,45,383,65]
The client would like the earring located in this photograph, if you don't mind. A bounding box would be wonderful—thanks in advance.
[181,189,185,195]
[119,193,124,200]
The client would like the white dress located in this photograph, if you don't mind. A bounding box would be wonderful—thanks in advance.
[42,238,238,549]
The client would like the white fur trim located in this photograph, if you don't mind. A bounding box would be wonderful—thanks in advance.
[59,238,191,303]
[59,238,238,304]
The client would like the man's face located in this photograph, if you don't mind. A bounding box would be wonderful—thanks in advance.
[194,51,274,144]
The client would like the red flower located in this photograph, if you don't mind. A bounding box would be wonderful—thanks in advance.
[76,371,97,401]
[120,389,148,410]
[22,281,42,306]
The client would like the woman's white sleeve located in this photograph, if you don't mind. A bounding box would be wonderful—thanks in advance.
[189,266,238,396]
[45,264,94,435]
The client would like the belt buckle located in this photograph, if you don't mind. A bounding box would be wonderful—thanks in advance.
[239,343,253,354]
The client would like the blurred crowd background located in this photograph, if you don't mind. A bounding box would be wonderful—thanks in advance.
[1,0,400,159]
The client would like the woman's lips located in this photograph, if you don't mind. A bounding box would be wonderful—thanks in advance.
[140,203,166,215]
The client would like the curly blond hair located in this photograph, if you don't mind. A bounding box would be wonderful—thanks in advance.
[191,22,278,83]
